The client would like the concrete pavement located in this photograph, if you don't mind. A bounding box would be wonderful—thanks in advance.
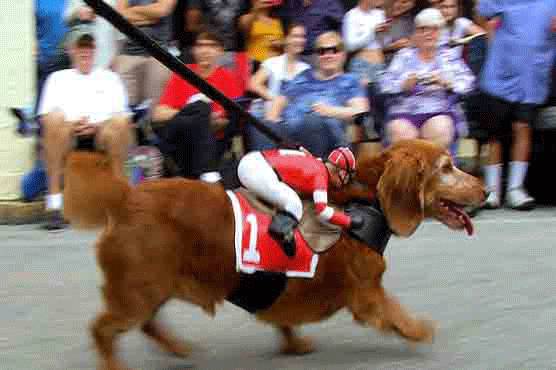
[2,208,556,370]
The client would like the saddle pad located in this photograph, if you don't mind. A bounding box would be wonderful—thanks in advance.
[226,191,319,278]
[237,188,342,253]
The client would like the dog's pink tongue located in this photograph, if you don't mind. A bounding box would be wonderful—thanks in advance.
[452,207,474,236]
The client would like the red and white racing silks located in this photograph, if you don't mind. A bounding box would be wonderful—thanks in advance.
[261,149,352,228]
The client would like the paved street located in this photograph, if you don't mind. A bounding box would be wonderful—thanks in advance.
[2,208,556,370]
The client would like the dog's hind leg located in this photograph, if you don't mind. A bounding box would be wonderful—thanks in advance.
[91,284,175,370]
[349,286,436,344]
[277,326,315,355]
[141,317,192,358]
[91,311,140,370]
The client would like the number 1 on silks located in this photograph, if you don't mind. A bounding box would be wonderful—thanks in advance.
[243,214,261,263]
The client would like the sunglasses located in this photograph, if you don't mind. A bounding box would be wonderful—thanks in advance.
[316,45,342,56]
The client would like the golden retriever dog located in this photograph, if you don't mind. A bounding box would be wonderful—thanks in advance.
[63,139,486,370]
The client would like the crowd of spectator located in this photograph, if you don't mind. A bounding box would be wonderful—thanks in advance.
[31,0,556,231]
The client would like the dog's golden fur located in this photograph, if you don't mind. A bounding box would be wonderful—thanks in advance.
[63,140,486,370]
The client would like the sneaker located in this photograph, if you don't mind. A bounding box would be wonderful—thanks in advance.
[41,210,69,232]
[505,187,536,211]
[483,190,501,209]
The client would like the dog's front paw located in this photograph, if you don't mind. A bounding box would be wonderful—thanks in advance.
[410,316,437,344]
[202,302,216,317]
[281,335,315,355]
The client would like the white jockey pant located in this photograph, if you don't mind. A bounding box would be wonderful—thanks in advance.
[237,151,304,221]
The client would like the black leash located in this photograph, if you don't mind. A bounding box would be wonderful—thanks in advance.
[83,0,295,149]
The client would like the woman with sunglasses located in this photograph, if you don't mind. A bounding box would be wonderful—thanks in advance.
[265,31,369,158]
[237,146,362,257]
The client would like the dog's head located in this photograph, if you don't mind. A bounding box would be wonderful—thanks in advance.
[357,139,487,237]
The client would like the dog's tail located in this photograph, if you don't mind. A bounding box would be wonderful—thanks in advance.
[63,151,130,229]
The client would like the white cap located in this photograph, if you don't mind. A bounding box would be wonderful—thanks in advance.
[415,8,445,28]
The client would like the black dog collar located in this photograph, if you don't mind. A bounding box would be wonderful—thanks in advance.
[345,198,392,255]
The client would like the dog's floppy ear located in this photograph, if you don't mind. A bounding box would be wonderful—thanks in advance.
[377,152,426,237]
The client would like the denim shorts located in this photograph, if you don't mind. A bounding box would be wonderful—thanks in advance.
[348,58,384,84]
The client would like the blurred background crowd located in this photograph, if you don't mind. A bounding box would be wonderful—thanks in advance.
[24,0,556,230]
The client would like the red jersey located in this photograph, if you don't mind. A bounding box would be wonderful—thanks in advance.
[262,149,352,228]
[158,65,242,117]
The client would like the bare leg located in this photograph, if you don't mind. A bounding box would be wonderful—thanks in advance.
[421,115,455,149]
[511,121,531,162]
[42,111,74,195]
[486,138,503,165]
[385,118,419,144]
[277,326,315,355]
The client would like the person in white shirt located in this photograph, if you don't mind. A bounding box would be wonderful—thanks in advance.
[248,23,310,109]
[64,0,118,69]
[439,0,484,56]
[246,22,310,150]
[38,26,132,230]
[342,0,389,85]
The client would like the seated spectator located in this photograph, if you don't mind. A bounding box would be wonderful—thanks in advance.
[152,31,242,181]
[64,0,118,69]
[380,8,474,150]
[239,0,285,70]
[262,31,368,157]
[247,23,309,120]
[184,0,250,68]
[114,0,177,110]
[438,0,484,56]
[379,0,415,65]
[38,27,133,231]
[343,0,388,86]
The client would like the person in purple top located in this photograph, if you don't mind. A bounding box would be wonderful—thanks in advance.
[380,8,474,151]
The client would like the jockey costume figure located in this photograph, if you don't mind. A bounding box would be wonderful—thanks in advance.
[237,147,364,257]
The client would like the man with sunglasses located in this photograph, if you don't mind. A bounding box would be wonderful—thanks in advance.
[237,146,364,258]
[265,31,368,157]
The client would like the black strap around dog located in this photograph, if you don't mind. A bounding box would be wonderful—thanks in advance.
[345,198,392,256]
[227,271,288,313]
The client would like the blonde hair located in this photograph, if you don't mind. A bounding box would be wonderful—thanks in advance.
[314,31,344,50]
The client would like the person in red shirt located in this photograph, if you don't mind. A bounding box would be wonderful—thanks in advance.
[237,146,364,257]
[152,31,242,179]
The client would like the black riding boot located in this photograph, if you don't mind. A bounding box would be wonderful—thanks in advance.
[268,211,298,258]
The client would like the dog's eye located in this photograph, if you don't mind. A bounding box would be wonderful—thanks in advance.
[441,162,453,172]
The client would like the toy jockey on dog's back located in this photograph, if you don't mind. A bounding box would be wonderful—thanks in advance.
[237,146,364,257]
